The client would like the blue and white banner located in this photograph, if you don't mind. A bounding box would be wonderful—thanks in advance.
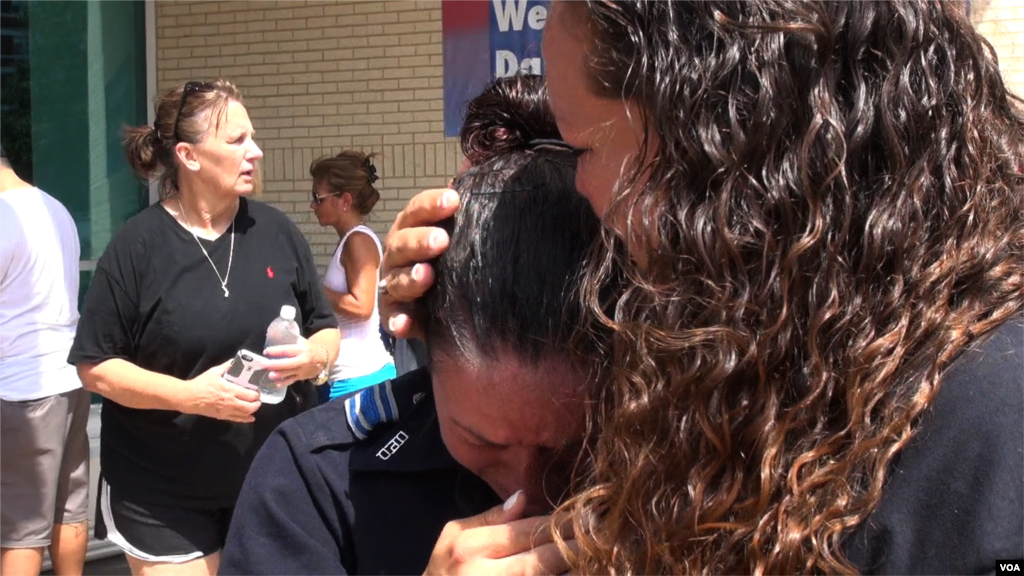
[442,0,550,136]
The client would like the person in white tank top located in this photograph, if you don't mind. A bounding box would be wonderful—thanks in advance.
[309,151,395,402]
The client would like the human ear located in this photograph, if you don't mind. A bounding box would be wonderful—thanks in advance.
[175,142,201,172]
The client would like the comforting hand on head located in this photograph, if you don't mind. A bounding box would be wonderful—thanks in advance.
[379,187,459,339]
[219,73,594,576]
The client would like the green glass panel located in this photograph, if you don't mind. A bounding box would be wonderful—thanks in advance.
[78,269,94,310]
[2,0,148,263]
[25,0,148,261]
[1,1,33,179]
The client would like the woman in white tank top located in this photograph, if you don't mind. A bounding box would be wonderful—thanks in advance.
[309,151,395,402]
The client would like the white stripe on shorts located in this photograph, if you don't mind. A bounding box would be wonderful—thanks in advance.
[99,480,205,564]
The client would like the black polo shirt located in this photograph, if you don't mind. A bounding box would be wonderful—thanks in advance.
[219,368,502,575]
[68,198,337,508]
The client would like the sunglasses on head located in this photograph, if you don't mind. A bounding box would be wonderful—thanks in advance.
[173,81,215,142]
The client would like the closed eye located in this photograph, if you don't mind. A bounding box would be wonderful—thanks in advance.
[466,439,506,451]
[455,420,509,450]
[464,431,508,450]
[567,144,590,158]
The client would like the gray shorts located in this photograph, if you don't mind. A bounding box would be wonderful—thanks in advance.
[1,387,91,548]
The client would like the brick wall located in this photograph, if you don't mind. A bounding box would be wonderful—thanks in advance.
[156,0,457,270]
[156,0,1024,271]
[972,0,1024,98]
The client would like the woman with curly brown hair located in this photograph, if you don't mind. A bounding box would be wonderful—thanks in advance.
[385,2,1024,574]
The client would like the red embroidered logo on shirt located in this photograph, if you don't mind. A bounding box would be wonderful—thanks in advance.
[266,266,274,278]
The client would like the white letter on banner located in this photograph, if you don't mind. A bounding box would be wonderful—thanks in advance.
[527,5,547,30]
[495,50,519,77]
[493,0,528,32]
[520,57,541,74]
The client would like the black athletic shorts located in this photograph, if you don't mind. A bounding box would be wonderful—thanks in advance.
[99,479,233,563]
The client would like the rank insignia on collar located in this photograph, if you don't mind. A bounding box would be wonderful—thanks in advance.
[345,380,399,441]
[376,431,409,460]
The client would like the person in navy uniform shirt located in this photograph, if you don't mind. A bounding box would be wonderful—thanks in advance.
[220,75,601,575]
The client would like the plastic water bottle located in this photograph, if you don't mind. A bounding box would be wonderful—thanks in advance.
[261,305,301,404]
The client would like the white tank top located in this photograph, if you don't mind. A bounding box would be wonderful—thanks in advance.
[323,225,394,381]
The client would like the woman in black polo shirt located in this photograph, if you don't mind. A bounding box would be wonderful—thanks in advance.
[69,79,340,576]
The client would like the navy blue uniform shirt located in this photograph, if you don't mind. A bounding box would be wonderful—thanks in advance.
[219,368,502,575]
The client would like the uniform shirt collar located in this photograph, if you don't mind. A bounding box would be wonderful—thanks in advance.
[348,368,504,513]
[349,373,457,472]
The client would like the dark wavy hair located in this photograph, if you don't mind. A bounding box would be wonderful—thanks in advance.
[459,74,560,167]
[555,1,1024,573]
[421,76,603,511]
[426,118,600,367]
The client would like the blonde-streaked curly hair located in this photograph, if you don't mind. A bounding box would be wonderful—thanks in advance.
[556,1,1024,573]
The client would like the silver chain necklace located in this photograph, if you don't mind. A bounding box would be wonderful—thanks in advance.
[176,197,235,298]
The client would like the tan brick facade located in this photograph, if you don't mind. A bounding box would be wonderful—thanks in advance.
[156,0,1024,270]
[156,0,457,270]
[972,0,1024,98]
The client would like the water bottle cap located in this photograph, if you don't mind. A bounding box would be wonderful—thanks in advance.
[279,305,296,321]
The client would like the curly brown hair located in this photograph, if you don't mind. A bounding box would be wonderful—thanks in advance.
[555,1,1024,573]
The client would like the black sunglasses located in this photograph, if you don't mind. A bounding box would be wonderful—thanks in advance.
[173,81,215,142]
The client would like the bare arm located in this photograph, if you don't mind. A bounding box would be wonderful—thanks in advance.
[308,327,341,369]
[78,359,193,410]
[324,232,383,321]
[78,358,261,423]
